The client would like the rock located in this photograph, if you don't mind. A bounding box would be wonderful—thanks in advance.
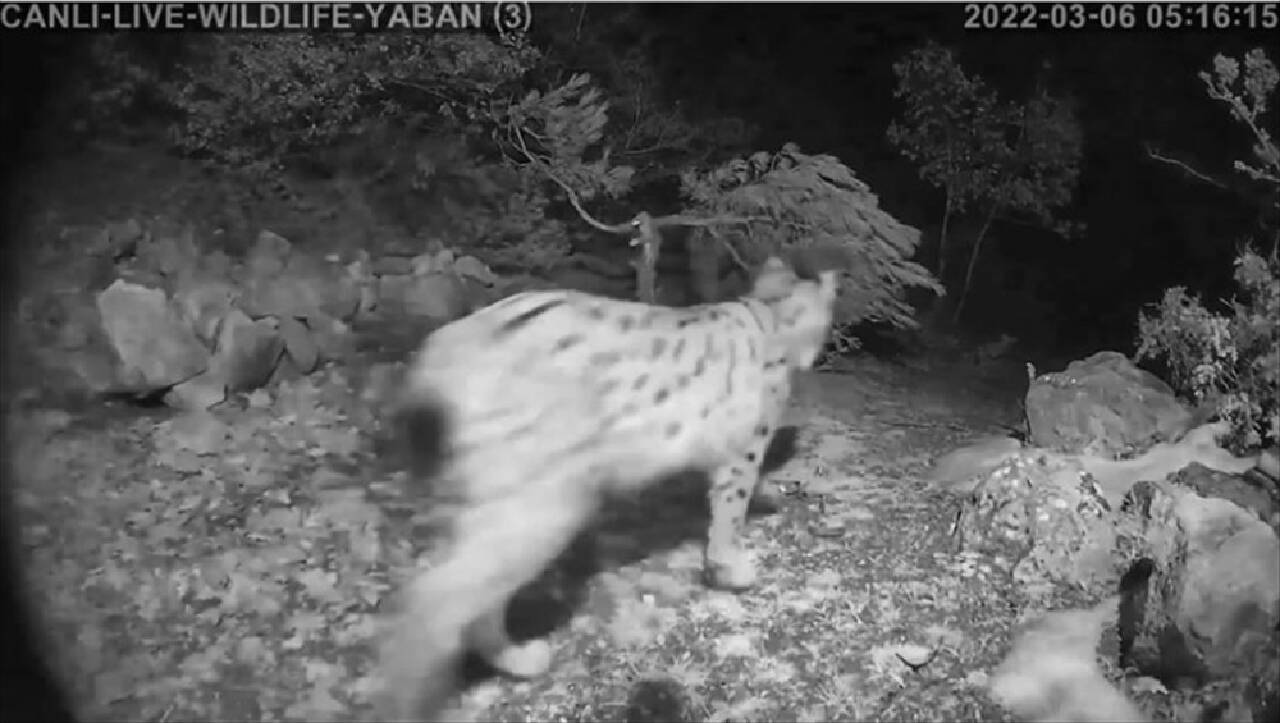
[210,309,284,391]
[55,296,100,350]
[326,275,364,322]
[96,280,209,390]
[1117,475,1280,717]
[61,346,121,394]
[277,315,319,374]
[927,436,1024,493]
[1168,463,1279,526]
[166,372,227,410]
[955,453,1120,602]
[371,255,414,276]
[990,598,1144,723]
[430,248,456,271]
[136,226,200,280]
[410,253,435,277]
[286,254,362,321]
[201,249,234,278]
[403,273,471,321]
[1079,420,1261,506]
[375,274,412,316]
[459,276,498,311]
[165,410,230,456]
[174,279,238,346]
[453,255,497,286]
[241,254,361,323]
[108,218,144,246]
[1260,447,1280,481]
[247,230,292,278]
[495,274,557,297]
[1025,351,1194,458]
[356,281,380,319]
[307,313,355,363]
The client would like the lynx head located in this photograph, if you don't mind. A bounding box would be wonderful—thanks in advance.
[749,256,839,370]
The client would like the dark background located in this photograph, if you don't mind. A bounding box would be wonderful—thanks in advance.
[641,5,1275,355]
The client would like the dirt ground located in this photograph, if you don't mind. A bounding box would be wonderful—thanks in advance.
[9,349,1037,723]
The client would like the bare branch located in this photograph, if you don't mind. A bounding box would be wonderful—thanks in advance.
[507,119,634,233]
[1144,143,1229,190]
[705,226,752,273]
[649,214,767,229]
[573,3,587,41]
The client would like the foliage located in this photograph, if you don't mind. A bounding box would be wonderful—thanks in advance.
[887,43,1009,225]
[532,5,757,182]
[160,33,539,168]
[1136,249,1280,447]
[1200,48,1280,189]
[681,143,943,330]
[68,33,646,271]
[64,19,757,277]
[887,42,1083,322]
[1136,49,1280,448]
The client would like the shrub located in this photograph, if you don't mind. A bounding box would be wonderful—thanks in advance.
[1136,248,1280,448]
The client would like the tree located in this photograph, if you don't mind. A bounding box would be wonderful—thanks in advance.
[888,42,1083,323]
[681,144,943,329]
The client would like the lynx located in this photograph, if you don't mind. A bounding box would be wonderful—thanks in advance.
[377,256,838,721]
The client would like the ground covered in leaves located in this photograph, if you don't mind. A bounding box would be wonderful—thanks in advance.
[9,342,1053,723]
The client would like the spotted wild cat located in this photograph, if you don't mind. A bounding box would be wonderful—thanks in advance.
[377,255,839,721]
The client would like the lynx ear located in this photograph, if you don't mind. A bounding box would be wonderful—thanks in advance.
[750,256,798,300]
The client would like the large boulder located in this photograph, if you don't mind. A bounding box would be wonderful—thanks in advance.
[1117,473,1280,720]
[1025,351,1194,457]
[95,279,209,390]
[402,272,472,321]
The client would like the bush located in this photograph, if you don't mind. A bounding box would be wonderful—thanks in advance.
[1136,248,1280,448]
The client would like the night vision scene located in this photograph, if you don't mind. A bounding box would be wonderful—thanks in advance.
[0,3,1277,722]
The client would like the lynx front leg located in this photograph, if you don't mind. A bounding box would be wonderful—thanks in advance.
[703,458,763,591]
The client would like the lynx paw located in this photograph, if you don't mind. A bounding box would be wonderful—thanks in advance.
[704,549,757,591]
[485,638,553,679]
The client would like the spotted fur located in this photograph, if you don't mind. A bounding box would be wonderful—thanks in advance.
[377,256,838,721]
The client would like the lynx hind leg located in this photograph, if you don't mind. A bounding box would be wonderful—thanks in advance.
[466,605,552,679]
[377,492,593,722]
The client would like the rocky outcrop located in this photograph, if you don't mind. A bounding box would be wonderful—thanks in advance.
[29,225,500,410]
[944,351,1278,722]
[1116,477,1279,721]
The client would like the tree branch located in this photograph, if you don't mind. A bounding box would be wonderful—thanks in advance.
[1144,143,1229,190]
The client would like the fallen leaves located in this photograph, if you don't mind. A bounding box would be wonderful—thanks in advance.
[10,358,1057,723]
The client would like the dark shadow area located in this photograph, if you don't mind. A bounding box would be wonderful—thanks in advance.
[1,32,79,723]
[622,676,697,723]
[456,424,803,688]
[0,523,79,722]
